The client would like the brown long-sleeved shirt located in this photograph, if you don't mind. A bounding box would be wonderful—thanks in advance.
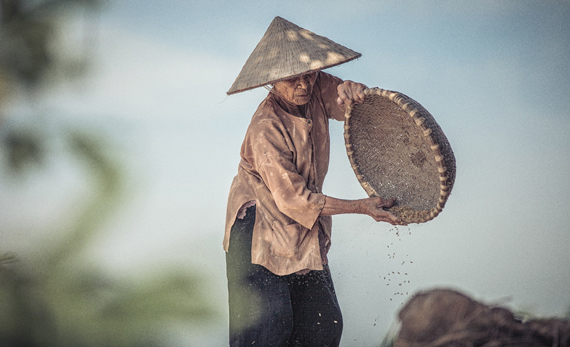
[224,72,345,275]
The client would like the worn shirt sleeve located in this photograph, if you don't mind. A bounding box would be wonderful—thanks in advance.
[318,72,346,121]
[250,119,325,229]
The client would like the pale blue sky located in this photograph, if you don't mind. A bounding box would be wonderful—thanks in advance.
[2,1,569,345]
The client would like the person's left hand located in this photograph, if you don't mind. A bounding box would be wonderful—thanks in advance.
[337,80,367,107]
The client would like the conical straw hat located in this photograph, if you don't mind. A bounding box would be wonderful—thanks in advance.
[227,16,362,95]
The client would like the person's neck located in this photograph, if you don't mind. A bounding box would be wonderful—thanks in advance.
[274,92,307,118]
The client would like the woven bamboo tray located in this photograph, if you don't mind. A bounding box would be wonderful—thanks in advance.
[344,88,456,223]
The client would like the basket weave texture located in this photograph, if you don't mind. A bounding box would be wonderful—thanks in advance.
[344,88,456,223]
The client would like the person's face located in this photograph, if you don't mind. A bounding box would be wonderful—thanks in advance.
[273,72,318,106]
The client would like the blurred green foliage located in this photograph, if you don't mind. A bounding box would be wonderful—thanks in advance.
[0,1,217,346]
[0,0,101,97]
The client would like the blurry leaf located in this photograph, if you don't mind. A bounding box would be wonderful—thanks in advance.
[0,252,17,266]
[41,130,123,268]
[0,0,54,87]
[101,271,215,322]
[34,267,216,347]
[0,2,217,346]
[2,129,44,174]
[68,130,121,195]
[0,0,102,91]
[0,261,59,347]
[0,116,216,347]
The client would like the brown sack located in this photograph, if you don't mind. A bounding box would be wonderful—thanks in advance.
[394,288,570,347]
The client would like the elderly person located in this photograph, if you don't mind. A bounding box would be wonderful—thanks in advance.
[224,17,403,346]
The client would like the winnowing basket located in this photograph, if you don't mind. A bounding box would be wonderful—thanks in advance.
[344,88,456,223]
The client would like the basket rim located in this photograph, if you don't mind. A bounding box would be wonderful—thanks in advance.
[344,87,454,223]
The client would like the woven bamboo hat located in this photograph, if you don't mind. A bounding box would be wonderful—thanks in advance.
[344,88,456,224]
[227,16,361,95]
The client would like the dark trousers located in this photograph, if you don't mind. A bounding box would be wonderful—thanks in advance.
[226,206,343,347]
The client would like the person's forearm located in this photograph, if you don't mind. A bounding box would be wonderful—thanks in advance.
[320,195,403,225]
[320,196,364,216]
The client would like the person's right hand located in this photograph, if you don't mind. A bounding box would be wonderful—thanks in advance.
[337,80,367,107]
[360,197,406,225]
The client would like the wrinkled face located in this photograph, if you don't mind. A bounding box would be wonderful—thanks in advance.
[273,72,318,106]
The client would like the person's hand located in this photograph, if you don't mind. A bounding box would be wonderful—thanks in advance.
[359,197,406,225]
[337,80,367,107]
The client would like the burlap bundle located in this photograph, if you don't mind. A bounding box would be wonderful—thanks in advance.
[394,289,570,347]
[344,88,456,223]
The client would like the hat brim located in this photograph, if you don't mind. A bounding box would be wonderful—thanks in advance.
[227,16,362,95]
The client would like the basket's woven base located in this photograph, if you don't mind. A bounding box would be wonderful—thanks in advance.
[389,206,433,223]
[345,88,455,224]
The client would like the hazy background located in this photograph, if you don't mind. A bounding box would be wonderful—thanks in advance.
[1,1,569,346]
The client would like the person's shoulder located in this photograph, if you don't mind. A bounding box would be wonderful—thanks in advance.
[313,72,342,99]
[247,96,285,132]
[318,71,343,85]
[252,95,281,121]
[319,71,337,79]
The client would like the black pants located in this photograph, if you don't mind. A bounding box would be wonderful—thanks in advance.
[226,206,343,347]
